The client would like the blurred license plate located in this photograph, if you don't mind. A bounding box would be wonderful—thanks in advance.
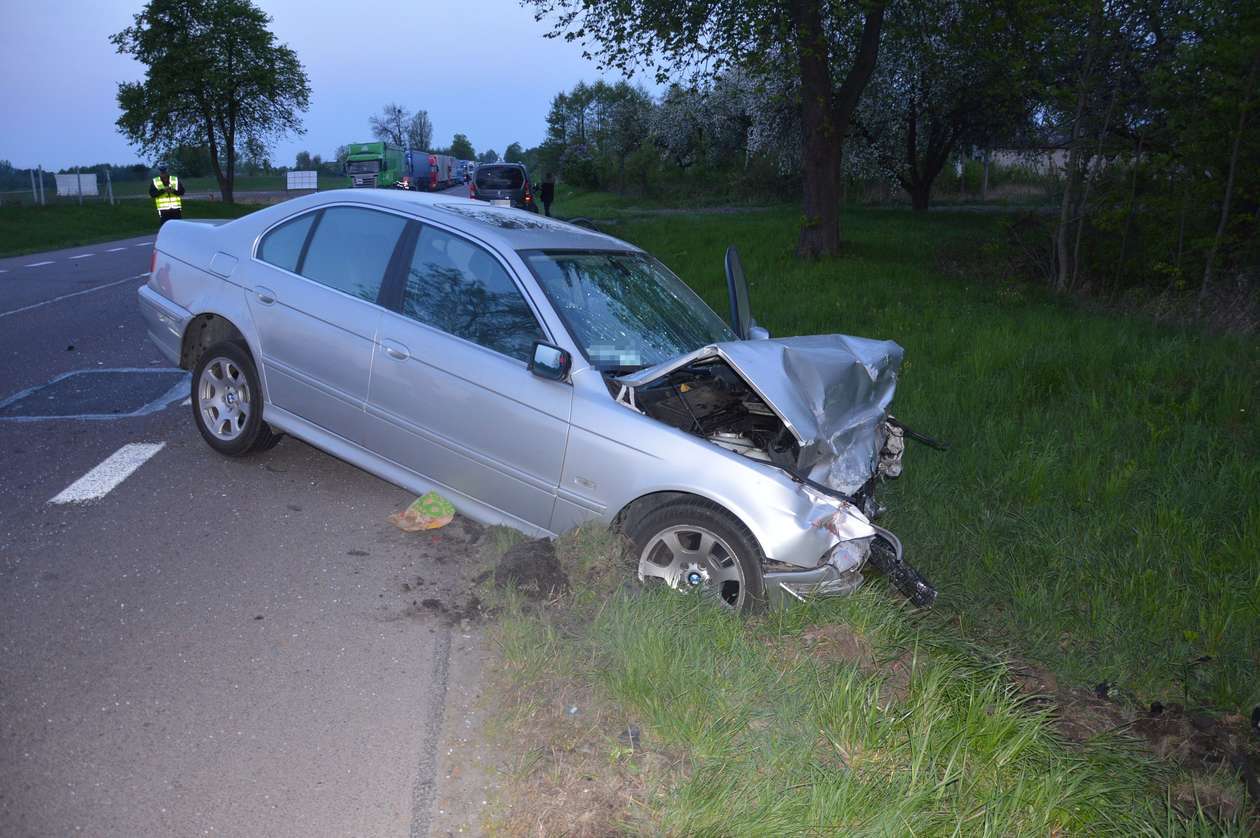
[491,199,511,207]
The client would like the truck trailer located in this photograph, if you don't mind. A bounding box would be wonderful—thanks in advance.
[401,151,459,191]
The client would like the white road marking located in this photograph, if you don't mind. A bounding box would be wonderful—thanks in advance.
[69,253,95,260]
[0,269,7,274]
[106,247,127,252]
[23,260,54,268]
[49,442,165,504]
[0,274,149,320]
[134,241,153,247]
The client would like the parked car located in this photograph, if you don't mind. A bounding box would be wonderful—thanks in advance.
[138,190,934,612]
[469,163,536,212]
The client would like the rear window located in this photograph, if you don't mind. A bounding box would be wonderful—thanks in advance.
[475,166,524,190]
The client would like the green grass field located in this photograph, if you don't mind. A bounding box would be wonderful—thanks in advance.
[602,207,1258,713]
[0,201,260,257]
[484,200,1256,832]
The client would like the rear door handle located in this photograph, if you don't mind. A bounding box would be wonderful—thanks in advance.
[381,339,409,361]
[254,286,276,305]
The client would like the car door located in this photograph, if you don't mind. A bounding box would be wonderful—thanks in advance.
[249,205,408,442]
[364,222,572,530]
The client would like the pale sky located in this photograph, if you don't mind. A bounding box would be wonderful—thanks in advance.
[0,0,649,170]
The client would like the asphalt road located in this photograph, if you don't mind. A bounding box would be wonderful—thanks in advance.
[0,188,477,837]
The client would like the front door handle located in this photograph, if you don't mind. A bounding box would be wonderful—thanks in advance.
[381,339,409,361]
[254,286,276,305]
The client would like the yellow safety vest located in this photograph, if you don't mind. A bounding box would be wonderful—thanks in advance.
[153,176,182,213]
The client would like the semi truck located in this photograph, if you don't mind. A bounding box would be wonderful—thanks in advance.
[344,142,404,188]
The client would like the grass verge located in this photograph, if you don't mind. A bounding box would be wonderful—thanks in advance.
[482,528,1251,834]
[0,201,260,256]
[595,205,1257,714]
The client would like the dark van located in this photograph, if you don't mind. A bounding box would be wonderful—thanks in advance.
[469,163,537,212]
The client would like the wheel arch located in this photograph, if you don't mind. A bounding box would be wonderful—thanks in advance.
[180,313,247,371]
[611,490,767,560]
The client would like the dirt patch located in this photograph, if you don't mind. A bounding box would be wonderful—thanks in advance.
[376,514,490,628]
[780,623,916,707]
[480,673,681,835]
[482,538,569,600]
[1010,659,1260,819]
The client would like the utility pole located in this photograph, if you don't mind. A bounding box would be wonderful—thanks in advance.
[30,169,38,205]
[105,168,115,205]
[76,165,83,206]
[37,165,46,205]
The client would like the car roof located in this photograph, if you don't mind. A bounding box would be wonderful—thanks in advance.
[298,188,638,254]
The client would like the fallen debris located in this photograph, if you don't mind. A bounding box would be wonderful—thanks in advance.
[388,491,456,532]
[490,538,569,599]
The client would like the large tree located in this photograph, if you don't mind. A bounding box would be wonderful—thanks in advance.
[406,111,433,150]
[449,133,476,160]
[525,0,885,257]
[370,103,410,146]
[112,0,309,203]
[851,0,1037,210]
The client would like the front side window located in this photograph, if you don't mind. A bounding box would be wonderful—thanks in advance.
[401,226,543,361]
[523,251,735,372]
[257,211,317,273]
[300,207,407,303]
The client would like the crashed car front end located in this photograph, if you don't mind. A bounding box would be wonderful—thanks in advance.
[612,334,936,608]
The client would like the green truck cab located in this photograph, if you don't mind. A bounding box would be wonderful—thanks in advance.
[345,142,404,188]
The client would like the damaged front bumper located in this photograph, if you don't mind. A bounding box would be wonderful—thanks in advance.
[767,483,937,609]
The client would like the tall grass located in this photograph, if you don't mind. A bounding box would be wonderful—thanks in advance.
[490,525,1250,833]
[605,207,1258,712]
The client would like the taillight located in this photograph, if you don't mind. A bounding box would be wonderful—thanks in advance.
[469,182,477,198]
[150,248,157,276]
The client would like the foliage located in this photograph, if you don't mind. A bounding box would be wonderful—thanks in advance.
[477,149,500,163]
[111,0,309,203]
[524,0,888,257]
[406,110,432,151]
[448,132,475,160]
[850,0,1041,210]
[503,142,524,163]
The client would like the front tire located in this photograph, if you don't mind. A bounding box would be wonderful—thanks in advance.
[191,341,280,456]
[625,499,767,613]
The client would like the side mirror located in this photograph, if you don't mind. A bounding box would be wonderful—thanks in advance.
[528,341,571,382]
[748,325,771,340]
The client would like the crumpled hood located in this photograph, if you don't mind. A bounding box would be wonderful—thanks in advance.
[617,334,904,495]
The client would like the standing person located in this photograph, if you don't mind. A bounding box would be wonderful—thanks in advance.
[540,173,556,217]
[149,163,185,225]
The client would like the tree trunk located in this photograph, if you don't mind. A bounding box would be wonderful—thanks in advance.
[1201,50,1259,305]
[910,183,931,211]
[1070,84,1118,290]
[792,0,884,258]
[981,149,990,201]
[793,0,841,258]
[1055,0,1103,291]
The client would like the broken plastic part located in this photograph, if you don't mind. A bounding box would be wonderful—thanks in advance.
[867,525,937,608]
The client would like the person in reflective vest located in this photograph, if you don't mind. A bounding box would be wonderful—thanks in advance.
[149,163,185,225]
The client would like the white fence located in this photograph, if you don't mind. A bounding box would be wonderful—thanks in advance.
[55,173,99,196]
[287,170,317,190]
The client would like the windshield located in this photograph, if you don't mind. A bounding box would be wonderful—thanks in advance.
[523,251,736,371]
[347,160,380,174]
[476,166,524,189]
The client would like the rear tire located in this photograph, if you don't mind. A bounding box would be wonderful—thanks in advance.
[625,499,767,613]
[191,340,280,457]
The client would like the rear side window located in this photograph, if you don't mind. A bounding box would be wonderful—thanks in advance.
[257,212,317,273]
[300,207,407,303]
[475,166,524,190]
[401,225,543,361]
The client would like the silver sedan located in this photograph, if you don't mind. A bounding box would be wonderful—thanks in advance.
[138,189,935,611]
